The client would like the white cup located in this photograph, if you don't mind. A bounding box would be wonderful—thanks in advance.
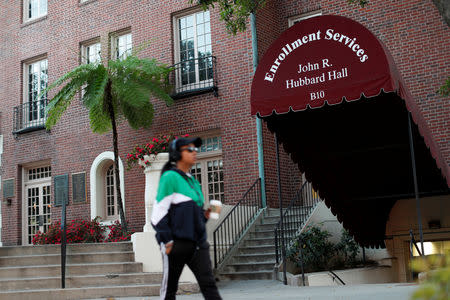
[209,200,222,220]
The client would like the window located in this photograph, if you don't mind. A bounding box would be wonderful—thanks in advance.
[25,59,48,126]
[105,164,118,220]
[174,10,213,92]
[82,42,101,64]
[112,33,132,60]
[24,0,47,21]
[190,136,224,203]
[288,10,322,27]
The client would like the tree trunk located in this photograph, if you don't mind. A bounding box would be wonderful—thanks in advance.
[105,79,128,233]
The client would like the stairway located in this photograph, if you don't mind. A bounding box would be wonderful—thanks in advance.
[0,242,197,300]
[217,208,302,280]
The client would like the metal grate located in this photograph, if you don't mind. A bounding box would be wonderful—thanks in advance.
[13,99,49,134]
[168,56,218,98]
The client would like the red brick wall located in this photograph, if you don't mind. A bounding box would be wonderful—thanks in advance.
[1,0,448,245]
[0,0,259,245]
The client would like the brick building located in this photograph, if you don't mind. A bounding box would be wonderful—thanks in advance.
[0,0,449,281]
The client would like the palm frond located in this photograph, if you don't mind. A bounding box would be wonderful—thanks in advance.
[81,64,109,108]
[88,100,112,134]
[107,55,173,129]
[121,99,155,130]
[44,65,96,129]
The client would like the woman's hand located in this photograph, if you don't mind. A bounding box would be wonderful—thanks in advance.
[165,241,174,255]
[204,208,212,219]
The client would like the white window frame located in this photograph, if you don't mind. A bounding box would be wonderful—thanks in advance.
[190,135,223,204]
[23,0,47,22]
[81,41,101,65]
[288,10,322,27]
[104,163,119,221]
[173,9,213,92]
[111,32,132,60]
[23,58,48,127]
[21,163,52,245]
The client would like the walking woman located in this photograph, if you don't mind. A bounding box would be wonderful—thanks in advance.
[151,137,222,300]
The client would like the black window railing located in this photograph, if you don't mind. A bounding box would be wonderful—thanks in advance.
[169,56,218,99]
[13,99,48,134]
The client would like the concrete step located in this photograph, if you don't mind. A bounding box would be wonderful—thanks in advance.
[0,242,132,257]
[0,261,143,279]
[0,282,199,300]
[223,261,275,272]
[243,237,274,247]
[253,222,278,231]
[218,270,273,280]
[237,245,275,254]
[250,228,299,239]
[231,253,276,263]
[0,272,163,291]
[0,251,135,267]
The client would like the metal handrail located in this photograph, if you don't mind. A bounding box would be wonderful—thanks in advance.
[168,56,218,97]
[274,181,321,264]
[274,180,327,285]
[213,178,262,269]
[13,98,48,133]
[61,193,67,288]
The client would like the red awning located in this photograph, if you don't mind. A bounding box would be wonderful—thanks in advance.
[251,15,449,185]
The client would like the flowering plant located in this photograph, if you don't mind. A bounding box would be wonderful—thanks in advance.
[104,220,134,242]
[32,217,105,245]
[32,217,133,245]
[126,133,189,169]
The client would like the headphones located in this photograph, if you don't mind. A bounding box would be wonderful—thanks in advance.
[169,139,181,162]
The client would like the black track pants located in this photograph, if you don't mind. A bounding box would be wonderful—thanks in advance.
[160,239,222,300]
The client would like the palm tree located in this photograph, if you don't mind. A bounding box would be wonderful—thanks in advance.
[44,53,173,233]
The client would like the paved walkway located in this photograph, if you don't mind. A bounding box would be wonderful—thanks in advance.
[92,280,419,300]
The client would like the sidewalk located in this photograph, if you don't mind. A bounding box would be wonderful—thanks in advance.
[91,280,419,300]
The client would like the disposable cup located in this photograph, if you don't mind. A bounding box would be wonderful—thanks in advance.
[209,200,222,220]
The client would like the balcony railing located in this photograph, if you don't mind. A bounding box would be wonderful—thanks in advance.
[13,99,48,134]
[169,56,218,99]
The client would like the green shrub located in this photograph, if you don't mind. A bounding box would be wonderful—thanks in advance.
[287,225,362,272]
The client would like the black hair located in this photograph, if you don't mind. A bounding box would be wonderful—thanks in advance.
[160,160,175,176]
[161,139,179,176]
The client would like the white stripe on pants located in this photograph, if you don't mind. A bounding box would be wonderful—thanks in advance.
[160,242,169,300]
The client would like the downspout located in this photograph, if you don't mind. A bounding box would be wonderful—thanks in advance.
[250,12,267,208]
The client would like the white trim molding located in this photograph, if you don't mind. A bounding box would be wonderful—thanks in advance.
[90,151,125,223]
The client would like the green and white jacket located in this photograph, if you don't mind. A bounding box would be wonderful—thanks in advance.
[151,169,208,247]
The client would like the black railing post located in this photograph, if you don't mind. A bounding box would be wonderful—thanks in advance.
[298,237,305,286]
[213,232,218,269]
[274,133,287,285]
[61,197,67,289]
[407,112,425,255]
[275,229,279,264]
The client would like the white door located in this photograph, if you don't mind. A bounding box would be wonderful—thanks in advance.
[25,182,51,245]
